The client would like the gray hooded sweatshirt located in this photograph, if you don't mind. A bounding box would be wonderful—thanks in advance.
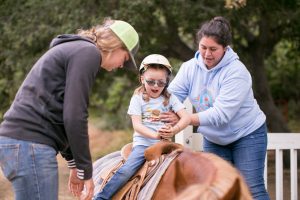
[0,34,100,179]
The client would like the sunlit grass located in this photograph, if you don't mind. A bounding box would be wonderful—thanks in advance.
[88,114,133,160]
[91,129,132,160]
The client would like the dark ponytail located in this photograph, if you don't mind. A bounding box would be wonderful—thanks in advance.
[196,16,232,47]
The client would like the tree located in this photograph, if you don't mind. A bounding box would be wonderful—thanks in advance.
[107,0,300,132]
[0,0,107,116]
[1,0,299,132]
[227,0,300,132]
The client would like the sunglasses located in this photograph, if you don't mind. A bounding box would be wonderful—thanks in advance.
[144,79,167,87]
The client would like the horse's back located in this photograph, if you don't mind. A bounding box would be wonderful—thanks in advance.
[153,149,253,200]
[92,145,252,200]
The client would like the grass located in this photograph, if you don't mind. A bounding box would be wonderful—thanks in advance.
[91,129,132,160]
[88,115,133,160]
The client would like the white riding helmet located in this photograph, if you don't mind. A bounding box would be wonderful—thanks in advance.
[139,54,172,74]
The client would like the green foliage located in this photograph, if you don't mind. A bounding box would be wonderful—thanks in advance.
[90,73,138,130]
[1,0,300,131]
[266,40,300,101]
[0,0,109,116]
[288,100,300,127]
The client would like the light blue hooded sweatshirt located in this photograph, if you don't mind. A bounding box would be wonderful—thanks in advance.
[168,47,266,145]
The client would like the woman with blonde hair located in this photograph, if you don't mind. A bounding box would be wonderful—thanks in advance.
[0,18,139,200]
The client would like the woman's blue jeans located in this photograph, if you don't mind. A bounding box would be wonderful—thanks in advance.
[0,136,58,200]
[94,145,147,200]
[203,123,270,200]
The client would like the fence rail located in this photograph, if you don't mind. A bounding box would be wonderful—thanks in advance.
[265,133,300,200]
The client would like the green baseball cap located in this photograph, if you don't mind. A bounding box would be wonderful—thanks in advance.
[109,20,139,70]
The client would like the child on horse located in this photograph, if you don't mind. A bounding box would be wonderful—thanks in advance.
[93,54,190,200]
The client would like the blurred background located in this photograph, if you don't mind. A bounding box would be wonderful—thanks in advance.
[0,0,300,199]
[1,0,300,132]
[1,0,299,133]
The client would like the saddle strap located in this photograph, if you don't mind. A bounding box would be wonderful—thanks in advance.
[141,155,165,188]
[99,160,125,191]
[113,163,149,200]
[137,149,183,200]
[125,181,139,200]
[114,150,181,200]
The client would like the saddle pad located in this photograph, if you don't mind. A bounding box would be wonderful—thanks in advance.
[137,150,180,200]
[93,151,124,194]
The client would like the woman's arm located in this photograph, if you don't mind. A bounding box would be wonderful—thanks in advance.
[159,111,180,126]
[160,109,200,127]
[131,115,160,139]
[173,109,191,133]
[190,113,200,126]
[159,109,191,139]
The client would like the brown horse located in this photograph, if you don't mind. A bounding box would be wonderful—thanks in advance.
[93,141,253,200]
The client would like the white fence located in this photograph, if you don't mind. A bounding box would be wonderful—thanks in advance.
[175,100,300,200]
[266,133,300,200]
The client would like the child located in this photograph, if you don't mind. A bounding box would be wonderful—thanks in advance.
[94,54,191,200]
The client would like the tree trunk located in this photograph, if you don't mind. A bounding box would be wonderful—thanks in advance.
[248,48,290,133]
[245,45,294,168]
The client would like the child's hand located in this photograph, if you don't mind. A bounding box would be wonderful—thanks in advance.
[154,132,162,140]
[158,124,174,139]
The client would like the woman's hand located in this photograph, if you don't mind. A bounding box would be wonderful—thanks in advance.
[79,179,95,200]
[160,111,179,126]
[69,168,94,200]
[68,168,84,197]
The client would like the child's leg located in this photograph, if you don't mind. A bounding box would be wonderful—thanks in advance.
[94,145,148,200]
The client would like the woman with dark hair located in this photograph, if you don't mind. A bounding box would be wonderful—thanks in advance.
[162,16,270,200]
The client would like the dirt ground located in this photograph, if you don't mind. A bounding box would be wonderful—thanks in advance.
[0,125,299,199]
